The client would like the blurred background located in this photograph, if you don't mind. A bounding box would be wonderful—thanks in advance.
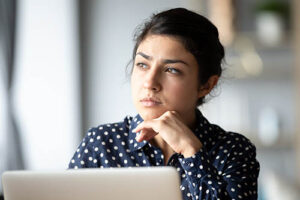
[0,0,300,199]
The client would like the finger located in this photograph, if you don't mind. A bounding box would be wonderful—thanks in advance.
[135,129,157,142]
[132,120,156,133]
[135,130,144,142]
[136,129,157,141]
[170,110,179,116]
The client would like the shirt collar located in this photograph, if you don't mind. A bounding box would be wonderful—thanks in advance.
[128,114,148,152]
[194,108,213,139]
[128,109,211,152]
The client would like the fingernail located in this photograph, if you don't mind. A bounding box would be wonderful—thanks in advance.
[135,135,140,141]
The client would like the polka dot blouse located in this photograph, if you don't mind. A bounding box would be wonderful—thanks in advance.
[69,109,260,200]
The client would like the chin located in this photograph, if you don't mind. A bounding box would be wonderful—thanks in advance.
[138,108,165,121]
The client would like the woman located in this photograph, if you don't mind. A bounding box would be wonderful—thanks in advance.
[69,8,260,200]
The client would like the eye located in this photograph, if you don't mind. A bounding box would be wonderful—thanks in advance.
[165,67,180,74]
[136,62,148,69]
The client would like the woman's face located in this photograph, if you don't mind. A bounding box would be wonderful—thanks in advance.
[131,34,203,126]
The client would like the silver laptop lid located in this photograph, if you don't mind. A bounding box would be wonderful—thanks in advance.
[2,167,182,200]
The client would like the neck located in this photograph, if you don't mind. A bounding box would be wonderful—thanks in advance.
[182,108,198,130]
[150,135,169,150]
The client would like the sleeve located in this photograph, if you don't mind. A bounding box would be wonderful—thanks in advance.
[68,127,99,169]
[178,136,260,200]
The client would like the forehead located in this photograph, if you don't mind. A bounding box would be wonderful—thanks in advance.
[136,34,192,59]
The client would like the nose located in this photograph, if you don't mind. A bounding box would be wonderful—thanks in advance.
[143,68,161,92]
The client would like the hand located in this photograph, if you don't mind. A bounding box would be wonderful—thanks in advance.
[133,111,203,158]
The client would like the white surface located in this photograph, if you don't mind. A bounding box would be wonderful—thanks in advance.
[2,167,182,200]
[258,106,280,145]
[12,0,80,169]
[0,38,8,191]
[256,12,284,46]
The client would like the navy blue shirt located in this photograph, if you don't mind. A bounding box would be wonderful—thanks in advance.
[69,109,260,199]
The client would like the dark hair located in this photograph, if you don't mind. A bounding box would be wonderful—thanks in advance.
[131,7,225,106]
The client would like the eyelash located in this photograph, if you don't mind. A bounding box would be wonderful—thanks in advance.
[136,62,148,69]
[136,62,181,75]
[165,67,180,74]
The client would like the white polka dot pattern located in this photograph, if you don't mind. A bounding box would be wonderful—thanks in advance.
[69,109,260,200]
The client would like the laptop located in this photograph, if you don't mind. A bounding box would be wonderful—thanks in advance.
[2,167,182,200]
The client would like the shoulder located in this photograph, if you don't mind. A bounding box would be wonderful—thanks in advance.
[84,115,133,142]
[69,116,135,169]
[225,130,256,153]
[204,118,260,168]
[214,130,258,170]
[195,110,257,156]
[76,116,133,151]
[206,125,259,173]
[207,123,257,159]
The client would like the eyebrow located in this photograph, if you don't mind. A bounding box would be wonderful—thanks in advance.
[136,52,189,66]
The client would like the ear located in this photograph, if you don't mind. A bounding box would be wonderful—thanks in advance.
[197,75,219,98]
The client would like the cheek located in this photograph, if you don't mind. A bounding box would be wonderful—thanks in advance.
[130,73,141,99]
[169,84,195,99]
[164,79,199,104]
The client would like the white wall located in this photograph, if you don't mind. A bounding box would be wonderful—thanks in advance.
[12,0,80,170]
[0,34,8,192]
[201,78,295,140]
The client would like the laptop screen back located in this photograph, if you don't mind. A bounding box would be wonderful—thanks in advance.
[2,167,182,200]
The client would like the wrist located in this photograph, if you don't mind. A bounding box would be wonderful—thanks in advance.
[182,139,202,158]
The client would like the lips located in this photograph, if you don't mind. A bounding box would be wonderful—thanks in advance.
[140,97,162,107]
